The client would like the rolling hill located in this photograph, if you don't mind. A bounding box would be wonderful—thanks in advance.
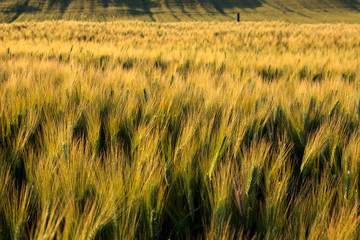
[0,0,359,23]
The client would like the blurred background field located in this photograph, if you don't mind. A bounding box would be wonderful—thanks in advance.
[0,0,360,23]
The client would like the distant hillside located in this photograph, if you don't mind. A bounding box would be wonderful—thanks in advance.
[0,0,359,23]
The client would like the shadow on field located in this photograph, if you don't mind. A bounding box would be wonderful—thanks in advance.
[164,0,193,19]
[164,0,263,18]
[204,0,263,13]
[113,0,160,20]
[110,0,262,20]
[338,0,360,11]
[102,0,110,8]
[47,0,74,13]
[5,0,40,22]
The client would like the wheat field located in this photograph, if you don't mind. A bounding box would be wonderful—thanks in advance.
[1,21,360,239]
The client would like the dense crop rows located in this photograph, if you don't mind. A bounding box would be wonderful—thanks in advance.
[1,21,360,239]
